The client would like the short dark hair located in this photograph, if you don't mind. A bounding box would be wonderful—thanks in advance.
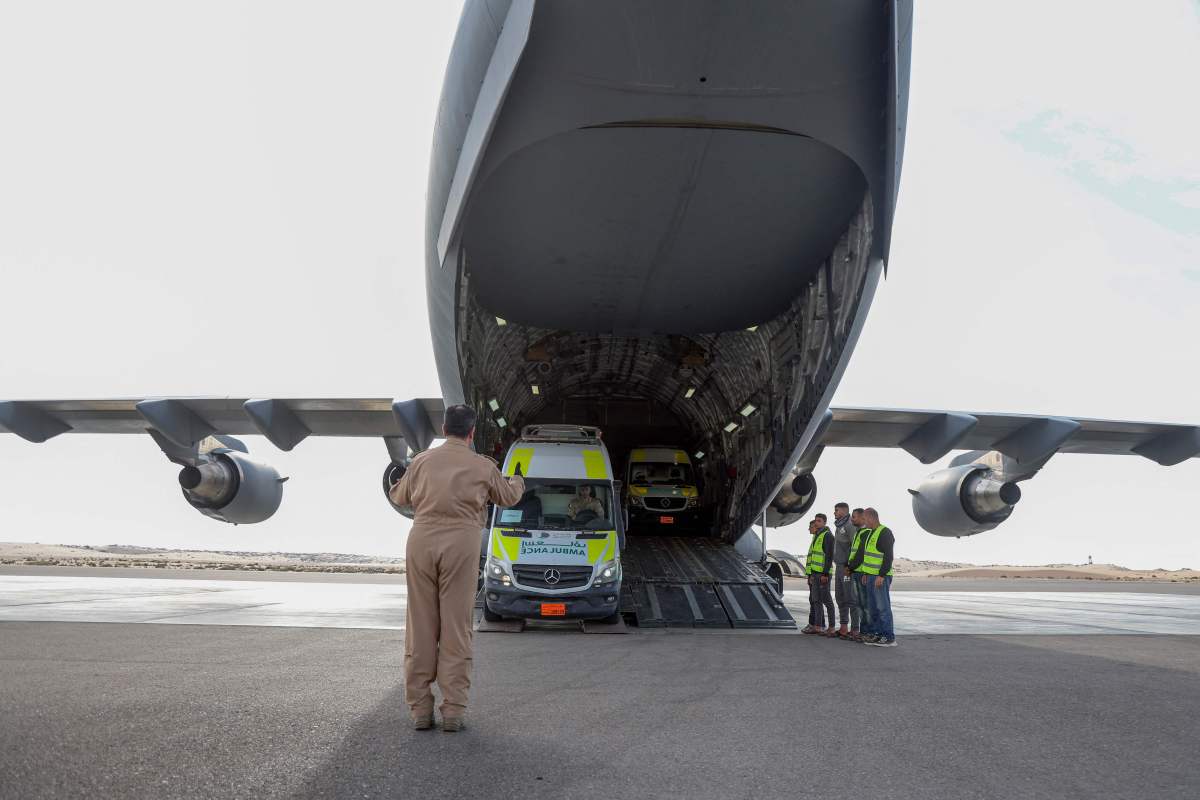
[814,513,827,523]
[834,502,849,512]
[852,507,865,515]
[443,404,477,438]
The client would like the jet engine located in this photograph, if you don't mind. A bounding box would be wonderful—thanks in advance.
[765,470,818,528]
[382,461,415,519]
[178,451,285,524]
[910,463,1022,537]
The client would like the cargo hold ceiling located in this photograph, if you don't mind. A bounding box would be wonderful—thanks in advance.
[463,126,865,334]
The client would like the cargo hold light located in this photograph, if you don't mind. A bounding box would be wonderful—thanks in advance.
[723,422,739,433]
[745,325,758,332]
[496,417,507,428]
[495,317,507,326]
[739,403,757,417]
[488,398,500,411]
[684,387,696,399]
[531,385,540,395]
[694,451,705,460]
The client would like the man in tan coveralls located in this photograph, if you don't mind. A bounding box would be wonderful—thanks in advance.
[387,404,525,731]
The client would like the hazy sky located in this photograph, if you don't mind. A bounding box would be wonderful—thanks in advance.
[1,2,1197,569]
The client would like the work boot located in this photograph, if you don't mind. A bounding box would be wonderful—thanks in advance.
[441,716,466,733]
[411,713,434,731]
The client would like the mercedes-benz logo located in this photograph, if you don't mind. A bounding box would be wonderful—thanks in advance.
[659,498,671,509]
[544,568,561,585]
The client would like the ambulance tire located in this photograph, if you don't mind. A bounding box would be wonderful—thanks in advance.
[482,604,505,623]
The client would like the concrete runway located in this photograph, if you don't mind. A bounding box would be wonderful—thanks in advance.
[3,573,1200,634]
[2,622,1198,799]
[2,572,1199,799]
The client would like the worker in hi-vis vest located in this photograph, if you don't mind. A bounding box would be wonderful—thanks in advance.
[844,507,871,642]
[802,514,836,636]
[388,404,526,730]
[856,507,897,647]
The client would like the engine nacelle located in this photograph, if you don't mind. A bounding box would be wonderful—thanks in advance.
[178,451,285,524]
[765,471,818,528]
[382,461,415,519]
[910,464,1022,537]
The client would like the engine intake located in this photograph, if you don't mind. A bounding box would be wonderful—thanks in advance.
[765,470,818,528]
[910,464,1021,537]
[179,451,285,525]
[382,461,415,519]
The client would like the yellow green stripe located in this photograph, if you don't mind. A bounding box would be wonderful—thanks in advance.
[506,447,533,477]
[582,449,608,479]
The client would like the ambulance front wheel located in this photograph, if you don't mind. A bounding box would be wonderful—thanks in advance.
[482,603,505,622]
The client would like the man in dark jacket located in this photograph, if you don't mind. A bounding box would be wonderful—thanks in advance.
[858,507,897,647]
[802,515,835,635]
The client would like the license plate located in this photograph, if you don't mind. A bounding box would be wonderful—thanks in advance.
[659,515,675,524]
[540,603,567,617]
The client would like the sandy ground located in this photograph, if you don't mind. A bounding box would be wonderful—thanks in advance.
[4,541,1196,584]
[0,541,404,574]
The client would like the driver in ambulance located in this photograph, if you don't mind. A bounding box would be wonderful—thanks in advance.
[567,484,604,520]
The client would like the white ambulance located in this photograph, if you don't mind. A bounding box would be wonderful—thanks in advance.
[481,424,624,623]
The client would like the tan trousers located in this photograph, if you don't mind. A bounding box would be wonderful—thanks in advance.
[404,524,480,718]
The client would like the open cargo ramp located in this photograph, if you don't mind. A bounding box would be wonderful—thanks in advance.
[620,536,795,629]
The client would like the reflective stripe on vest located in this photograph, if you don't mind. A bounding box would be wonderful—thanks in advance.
[848,526,868,571]
[859,525,894,576]
[806,529,830,574]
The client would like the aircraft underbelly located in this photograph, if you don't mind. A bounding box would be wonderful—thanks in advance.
[466,126,865,334]
[426,0,908,543]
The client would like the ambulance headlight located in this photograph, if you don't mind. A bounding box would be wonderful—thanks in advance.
[686,497,698,509]
[593,560,621,586]
[486,557,510,580]
[628,496,642,508]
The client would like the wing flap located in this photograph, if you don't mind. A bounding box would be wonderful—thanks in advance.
[0,398,446,451]
[823,407,1200,463]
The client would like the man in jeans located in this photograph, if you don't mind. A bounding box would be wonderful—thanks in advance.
[831,502,858,640]
[858,507,897,647]
[845,508,872,642]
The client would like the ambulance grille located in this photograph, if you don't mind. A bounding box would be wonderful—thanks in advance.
[513,564,593,590]
[647,497,686,511]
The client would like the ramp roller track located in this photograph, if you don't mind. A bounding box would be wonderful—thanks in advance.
[620,536,795,629]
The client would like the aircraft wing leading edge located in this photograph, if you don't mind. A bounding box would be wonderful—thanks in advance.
[4,398,1197,467]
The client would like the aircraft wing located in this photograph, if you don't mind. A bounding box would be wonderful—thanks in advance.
[822,407,1200,466]
[5,398,1198,468]
[0,398,447,454]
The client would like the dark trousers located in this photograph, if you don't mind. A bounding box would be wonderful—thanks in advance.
[807,574,835,628]
[835,564,858,629]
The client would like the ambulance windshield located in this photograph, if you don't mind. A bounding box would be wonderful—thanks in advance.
[494,481,614,531]
[629,461,695,487]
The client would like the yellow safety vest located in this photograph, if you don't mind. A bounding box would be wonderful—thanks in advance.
[859,525,894,577]
[806,528,830,575]
[848,526,869,572]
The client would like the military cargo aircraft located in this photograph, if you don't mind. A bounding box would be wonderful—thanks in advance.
[3,2,1196,626]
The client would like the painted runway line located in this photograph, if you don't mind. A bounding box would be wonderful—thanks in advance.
[2,575,1199,633]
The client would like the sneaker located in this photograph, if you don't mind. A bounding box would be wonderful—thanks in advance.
[860,634,879,644]
[441,717,466,733]
[867,637,897,647]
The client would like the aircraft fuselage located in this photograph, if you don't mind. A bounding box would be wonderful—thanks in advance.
[425,0,911,540]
